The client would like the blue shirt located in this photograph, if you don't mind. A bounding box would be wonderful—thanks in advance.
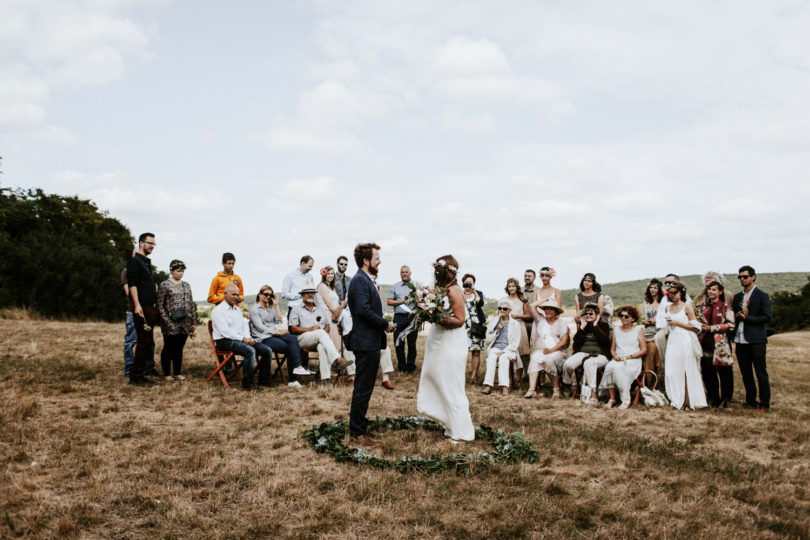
[388,280,414,315]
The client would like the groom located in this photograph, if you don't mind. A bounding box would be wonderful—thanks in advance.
[347,242,397,446]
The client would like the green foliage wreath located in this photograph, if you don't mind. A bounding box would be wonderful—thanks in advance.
[302,415,539,475]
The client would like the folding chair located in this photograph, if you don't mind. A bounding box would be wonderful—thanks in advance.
[272,352,288,384]
[205,320,243,388]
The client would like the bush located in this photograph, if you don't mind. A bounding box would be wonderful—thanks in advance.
[770,277,810,333]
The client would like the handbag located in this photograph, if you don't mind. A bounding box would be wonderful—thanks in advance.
[470,321,487,339]
[169,283,188,321]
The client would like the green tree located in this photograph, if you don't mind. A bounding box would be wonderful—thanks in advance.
[0,187,134,321]
[770,276,810,333]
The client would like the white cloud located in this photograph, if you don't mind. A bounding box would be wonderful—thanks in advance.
[439,109,495,132]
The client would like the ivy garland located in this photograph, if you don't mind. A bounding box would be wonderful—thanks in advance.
[302,415,539,475]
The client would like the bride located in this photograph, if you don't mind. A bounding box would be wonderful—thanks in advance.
[417,255,475,442]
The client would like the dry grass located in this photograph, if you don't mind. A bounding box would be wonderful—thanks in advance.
[1,318,808,539]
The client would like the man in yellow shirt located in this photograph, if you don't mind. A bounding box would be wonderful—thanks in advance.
[208,252,244,305]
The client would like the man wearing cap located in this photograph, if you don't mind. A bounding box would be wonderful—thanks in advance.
[289,286,351,382]
[211,285,272,390]
[281,255,316,313]
[481,299,521,396]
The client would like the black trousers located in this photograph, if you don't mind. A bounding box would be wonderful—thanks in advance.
[393,313,417,372]
[131,306,156,379]
[700,356,733,405]
[736,343,770,408]
[161,333,188,376]
[349,349,381,436]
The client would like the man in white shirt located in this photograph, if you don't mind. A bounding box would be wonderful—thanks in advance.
[653,273,692,371]
[281,255,316,312]
[289,287,352,382]
[211,285,272,390]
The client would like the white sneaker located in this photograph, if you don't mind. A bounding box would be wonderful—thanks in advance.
[287,381,302,388]
[292,366,312,376]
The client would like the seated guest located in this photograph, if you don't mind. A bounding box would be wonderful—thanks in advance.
[525,300,569,399]
[482,299,521,396]
[289,286,352,382]
[207,252,244,305]
[599,306,646,409]
[249,285,313,388]
[699,280,735,408]
[211,285,271,390]
[562,303,612,405]
[641,279,663,382]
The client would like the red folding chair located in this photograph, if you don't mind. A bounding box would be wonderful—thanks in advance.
[205,320,243,388]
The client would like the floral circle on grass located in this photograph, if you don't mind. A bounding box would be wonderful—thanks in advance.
[302,415,539,475]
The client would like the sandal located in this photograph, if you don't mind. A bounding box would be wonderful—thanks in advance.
[524,390,536,399]
[482,386,492,395]
[617,403,630,409]
[604,399,616,408]
[551,388,561,399]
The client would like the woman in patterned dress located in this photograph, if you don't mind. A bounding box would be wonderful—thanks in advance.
[461,273,486,384]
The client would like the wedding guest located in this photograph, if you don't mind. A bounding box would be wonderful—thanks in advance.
[289,286,351,383]
[127,232,158,387]
[388,265,417,373]
[562,303,612,404]
[699,281,735,408]
[733,265,772,412]
[249,285,313,388]
[599,306,646,409]
[522,269,537,303]
[525,300,569,399]
[574,273,605,320]
[482,300,521,396]
[694,271,733,307]
[641,279,664,382]
[211,285,272,390]
[663,281,707,410]
[504,277,531,384]
[317,266,348,356]
[653,273,693,371]
[157,259,196,381]
[530,267,562,309]
[461,273,486,384]
[207,252,243,305]
[281,255,315,312]
[334,255,353,303]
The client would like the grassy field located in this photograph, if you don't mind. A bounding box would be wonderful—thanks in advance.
[1,317,809,539]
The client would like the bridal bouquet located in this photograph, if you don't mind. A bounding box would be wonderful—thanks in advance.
[409,283,453,323]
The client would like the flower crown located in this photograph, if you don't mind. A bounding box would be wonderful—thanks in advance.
[541,267,557,278]
[433,260,458,273]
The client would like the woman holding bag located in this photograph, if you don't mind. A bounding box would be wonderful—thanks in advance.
[699,280,735,408]
[157,260,196,381]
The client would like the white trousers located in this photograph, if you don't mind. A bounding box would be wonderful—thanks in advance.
[483,348,516,387]
[562,352,608,387]
[528,350,566,376]
[342,347,394,377]
[297,329,340,380]
[598,359,642,405]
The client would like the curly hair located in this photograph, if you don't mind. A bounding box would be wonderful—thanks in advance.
[504,277,521,296]
[644,278,664,304]
[353,243,380,268]
[617,305,639,322]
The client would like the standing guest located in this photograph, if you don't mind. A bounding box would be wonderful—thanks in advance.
[528,266,562,365]
[641,279,664,382]
[157,260,197,381]
[562,303,612,404]
[289,286,350,382]
[574,273,605,322]
[599,306,646,409]
[347,242,397,446]
[662,282,707,410]
[211,285,272,390]
[126,232,159,387]
[653,273,693,371]
[120,249,146,376]
[503,278,531,384]
[699,281,735,408]
[481,300,521,396]
[388,265,417,373]
[281,255,316,312]
[694,271,734,307]
[317,266,348,356]
[525,300,569,399]
[521,269,537,368]
[207,252,244,305]
[335,255,353,303]
[733,266,772,412]
[249,285,313,388]
[461,274,486,384]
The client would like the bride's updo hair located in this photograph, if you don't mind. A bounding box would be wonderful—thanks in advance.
[434,254,459,288]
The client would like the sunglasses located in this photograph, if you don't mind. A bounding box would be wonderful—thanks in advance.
[498,307,511,312]
[619,314,632,319]
[583,312,596,317]
[261,292,273,297]
[737,275,751,280]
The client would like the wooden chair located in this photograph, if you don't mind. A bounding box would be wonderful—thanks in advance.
[272,352,288,384]
[205,320,243,388]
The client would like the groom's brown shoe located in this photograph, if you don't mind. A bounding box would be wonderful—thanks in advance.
[350,434,380,446]
[381,380,394,390]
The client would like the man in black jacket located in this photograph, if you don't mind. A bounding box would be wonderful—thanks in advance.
[733,265,772,411]
[126,232,158,387]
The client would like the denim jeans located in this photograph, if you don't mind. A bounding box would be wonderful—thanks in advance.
[259,334,303,380]
[215,338,272,387]
[124,312,137,376]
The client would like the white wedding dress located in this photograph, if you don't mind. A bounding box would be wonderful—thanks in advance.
[664,308,708,410]
[417,323,475,441]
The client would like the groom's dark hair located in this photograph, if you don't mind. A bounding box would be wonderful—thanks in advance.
[354,242,380,268]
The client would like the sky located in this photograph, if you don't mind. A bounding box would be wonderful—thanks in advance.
[2,0,809,300]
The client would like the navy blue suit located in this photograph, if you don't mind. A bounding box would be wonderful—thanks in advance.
[733,287,772,408]
[346,270,389,435]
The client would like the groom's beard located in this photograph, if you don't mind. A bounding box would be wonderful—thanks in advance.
[367,263,379,276]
